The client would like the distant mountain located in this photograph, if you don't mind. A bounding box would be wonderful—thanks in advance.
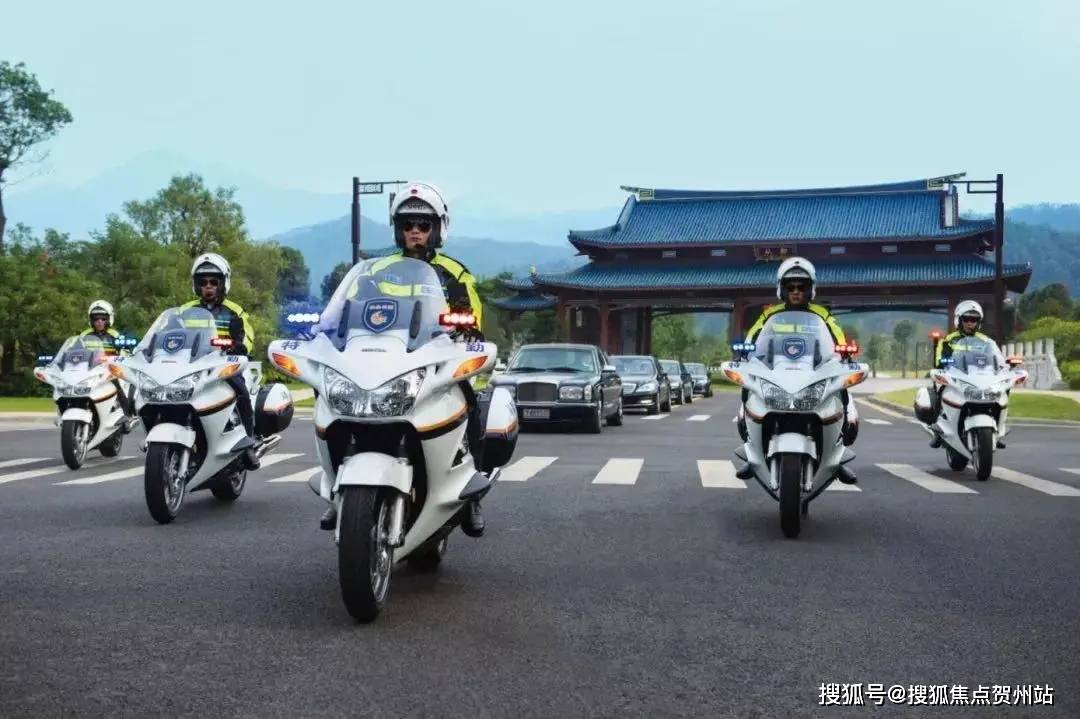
[267,214,585,286]
[1007,204,1080,233]
[1004,220,1080,296]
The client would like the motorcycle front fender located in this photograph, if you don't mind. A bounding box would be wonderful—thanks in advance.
[767,432,817,460]
[145,423,196,448]
[963,413,997,431]
[334,452,413,495]
[60,407,93,424]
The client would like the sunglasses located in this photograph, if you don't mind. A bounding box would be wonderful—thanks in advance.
[198,277,221,287]
[961,316,979,323]
[784,284,807,292]
[400,220,433,232]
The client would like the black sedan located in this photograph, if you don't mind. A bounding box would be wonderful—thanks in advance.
[610,354,672,415]
[490,343,623,433]
[658,359,694,405]
[684,362,714,397]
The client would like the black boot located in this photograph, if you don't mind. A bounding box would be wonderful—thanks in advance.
[928,434,941,449]
[461,499,485,537]
[735,463,754,480]
[837,465,858,485]
[244,446,261,471]
[320,505,337,531]
[996,439,1006,449]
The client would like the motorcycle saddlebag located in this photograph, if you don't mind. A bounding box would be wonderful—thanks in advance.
[255,383,294,436]
[914,387,936,425]
[481,386,518,471]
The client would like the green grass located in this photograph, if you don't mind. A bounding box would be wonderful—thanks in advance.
[876,388,1080,421]
[0,397,55,412]
[295,397,315,408]
[711,381,739,392]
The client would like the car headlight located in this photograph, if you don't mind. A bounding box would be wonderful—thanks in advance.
[638,381,657,393]
[141,373,199,403]
[324,366,425,417]
[559,385,585,401]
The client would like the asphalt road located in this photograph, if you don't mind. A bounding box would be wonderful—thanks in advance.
[1,393,1079,718]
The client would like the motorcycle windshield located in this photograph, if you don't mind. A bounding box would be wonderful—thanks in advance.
[949,336,1000,375]
[137,307,221,361]
[753,310,835,370]
[52,336,110,370]
[318,257,449,351]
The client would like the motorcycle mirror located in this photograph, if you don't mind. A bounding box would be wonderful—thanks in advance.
[408,300,422,340]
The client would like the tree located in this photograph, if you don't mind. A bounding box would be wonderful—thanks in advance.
[864,334,886,378]
[892,320,916,378]
[321,262,351,302]
[0,62,73,250]
[123,174,248,257]
[1017,283,1072,327]
[276,245,311,303]
[651,314,696,359]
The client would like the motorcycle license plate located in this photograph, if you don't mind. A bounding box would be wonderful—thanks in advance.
[522,408,550,419]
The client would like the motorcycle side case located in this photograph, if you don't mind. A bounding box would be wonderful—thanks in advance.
[255,383,294,435]
[914,387,937,425]
[481,386,518,471]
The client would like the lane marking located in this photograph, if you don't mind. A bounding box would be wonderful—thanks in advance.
[1059,468,1080,477]
[500,456,557,482]
[56,466,143,486]
[877,463,977,493]
[256,453,305,470]
[854,399,919,424]
[592,458,643,485]
[991,466,1080,496]
[642,414,669,421]
[826,481,862,492]
[0,457,50,470]
[865,418,891,426]
[687,415,710,422]
[268,467,322,484]
[0,456,134,485]
[697,460,746,489]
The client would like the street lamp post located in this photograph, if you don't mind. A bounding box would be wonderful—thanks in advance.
[351,178,408,265]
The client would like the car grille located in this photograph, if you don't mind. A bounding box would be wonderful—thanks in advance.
[621,383,637,394]
[517,382,557,402]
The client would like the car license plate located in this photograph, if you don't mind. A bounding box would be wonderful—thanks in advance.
[522,408,550,419]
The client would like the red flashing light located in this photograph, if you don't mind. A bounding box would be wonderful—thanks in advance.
[440,312,476,328]
[210,338,234,349]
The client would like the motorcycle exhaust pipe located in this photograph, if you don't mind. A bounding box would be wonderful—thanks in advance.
[386,494,407,548]
[255,435,282,458]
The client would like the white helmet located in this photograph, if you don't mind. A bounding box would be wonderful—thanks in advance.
[954,299,984,330]
[191,252,232,297]
[87,300,115,328]
[776,256,817,300]
[390,181,450,250]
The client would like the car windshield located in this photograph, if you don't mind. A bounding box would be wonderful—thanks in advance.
[948,335,1001,375]
[51,336,111,370]
[509,347,596,373]
[137,307,222,362]
[659,360,681,375]
[753,310,836,370]
[686,363,707,377]
[317,257,449,351]
[611,357,654,375]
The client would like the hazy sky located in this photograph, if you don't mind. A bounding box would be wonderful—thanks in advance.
[5,0,1078,215]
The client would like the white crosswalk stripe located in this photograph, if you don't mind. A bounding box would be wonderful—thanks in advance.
[1061,468,1080,477]
[686,415,710,422]
[0,456,134,485]
[500,456,557,482]
[257,453,305,469]
[592,458,643,485]
[0,457,49,470]
[57,466,144,486]
[642,414,669,421]
[991,466,1080,496]
[697,460,746,489]
[268,467,322,484]
[877,463,977,493]
[865,418,892,426]
[826,481,862,492]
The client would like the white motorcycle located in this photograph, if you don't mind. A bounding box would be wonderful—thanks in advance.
[914,339,1027,481]
[111,307,294,524]
[722,311,867,538]
[269,257,517,623]
[34,335,137,469]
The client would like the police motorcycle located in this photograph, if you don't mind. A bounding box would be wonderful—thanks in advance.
[914,337,1027,481]
[722,311,867,539]
[109,307,294,524]
[269,257,517,623]
[34,335,139,469]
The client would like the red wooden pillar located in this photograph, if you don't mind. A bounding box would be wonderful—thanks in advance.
[598,298,610,353]
[729,297,746,343]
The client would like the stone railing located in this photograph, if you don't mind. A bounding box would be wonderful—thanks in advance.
[1001,338,1067,390]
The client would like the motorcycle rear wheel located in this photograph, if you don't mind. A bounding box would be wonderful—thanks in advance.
[99,431,123,457]
[945,446,968,471]
[407,536,449,573]
[339,487,393,623]
[777,453,803,539]
[211,469,247,501]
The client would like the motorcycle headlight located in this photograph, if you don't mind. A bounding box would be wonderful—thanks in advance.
[73,378,96,396]
[793,380,829,410]
[638,381,658,393]
[141,372,198,403]
[559,385,585,401]
[762,380,793,410]
[325,366,365,416]
[369,369,426,417]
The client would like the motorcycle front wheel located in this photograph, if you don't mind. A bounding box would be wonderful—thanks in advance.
[145,444,187,524]
[338,487,394,623]
[61,420,89,469]
[777,453,803,539]
[970,427,994,481]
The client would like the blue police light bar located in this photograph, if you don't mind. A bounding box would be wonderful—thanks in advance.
[286,313,321,324]
[731,341,756,353]
[115,336,138,349]
[941,356,956,365]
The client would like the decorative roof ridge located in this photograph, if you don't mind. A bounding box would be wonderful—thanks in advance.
[619,174,966,202]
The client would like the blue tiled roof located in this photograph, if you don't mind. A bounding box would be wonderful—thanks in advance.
[531,258,1030,291]
[500,276,538,291]
[493,293,556,311]
[571,177,993,248]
